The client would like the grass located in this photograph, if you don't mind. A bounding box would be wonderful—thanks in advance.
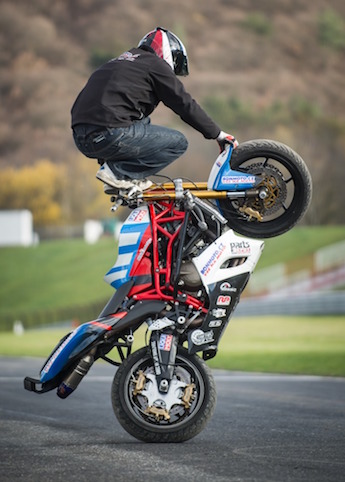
[207,315,345,377]
[1,226,345,376]
[1,226,345,328]
[255,225,345,269]
[0,237,117,328]
[1,316,344,377]
[0,237,116,314]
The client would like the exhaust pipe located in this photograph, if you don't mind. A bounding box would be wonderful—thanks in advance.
[57,353,94,399]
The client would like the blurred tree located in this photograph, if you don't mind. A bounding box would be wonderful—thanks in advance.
[0,160,64,225]
[1,0,345,225]
[0,156,112,226]
[61,154,113,222]
[318,8,345,50]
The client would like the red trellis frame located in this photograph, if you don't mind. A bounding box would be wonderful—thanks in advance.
[132,201,206,312]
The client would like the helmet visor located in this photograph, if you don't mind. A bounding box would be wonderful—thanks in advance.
[172,50,189,76]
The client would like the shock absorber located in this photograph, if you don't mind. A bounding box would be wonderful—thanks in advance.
[57,352,95,399]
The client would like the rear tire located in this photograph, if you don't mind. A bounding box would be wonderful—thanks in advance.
[218,139,312,238]
[111,347,217,443]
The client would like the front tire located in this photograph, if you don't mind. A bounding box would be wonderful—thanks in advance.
[111,347,217,443]
[218,139,312,238]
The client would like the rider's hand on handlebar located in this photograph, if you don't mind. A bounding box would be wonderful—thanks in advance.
[217,131,239,152]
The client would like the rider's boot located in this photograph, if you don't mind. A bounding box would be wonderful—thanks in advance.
[96,162,153,192]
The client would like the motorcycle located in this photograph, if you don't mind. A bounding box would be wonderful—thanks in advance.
[24,139,312,442]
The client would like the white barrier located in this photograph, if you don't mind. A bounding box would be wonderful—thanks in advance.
[0,210,37,246]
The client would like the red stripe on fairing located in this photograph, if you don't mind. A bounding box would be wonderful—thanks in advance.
[129,225,152,277]
[90,311,127,329]
[110,311,127,319]
[90,321,113,330]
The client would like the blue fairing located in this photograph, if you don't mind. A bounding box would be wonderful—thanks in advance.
[40,322,107,382]
[211,145,259,191]
[104,206,151,289]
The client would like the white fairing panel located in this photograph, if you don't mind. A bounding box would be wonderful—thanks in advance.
[192,229,264,292]
[207,149,229,190]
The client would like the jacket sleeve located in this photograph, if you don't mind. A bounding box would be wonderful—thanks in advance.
[150,61,221,139]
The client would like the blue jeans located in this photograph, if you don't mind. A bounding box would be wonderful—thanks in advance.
[73,117,188,180]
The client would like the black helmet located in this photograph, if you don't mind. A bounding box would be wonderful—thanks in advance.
[138,27,189,76]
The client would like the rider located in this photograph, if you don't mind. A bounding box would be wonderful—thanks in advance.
[71,27,238,192]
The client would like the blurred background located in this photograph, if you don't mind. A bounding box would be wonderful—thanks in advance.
[0,0,344,368]
[1,0,345,224]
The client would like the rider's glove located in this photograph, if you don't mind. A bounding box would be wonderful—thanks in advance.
[217,131,239,152]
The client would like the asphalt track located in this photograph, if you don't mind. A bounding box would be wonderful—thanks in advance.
[0,356,344,482]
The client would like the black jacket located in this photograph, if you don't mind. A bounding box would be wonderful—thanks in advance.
[71,47,220,139]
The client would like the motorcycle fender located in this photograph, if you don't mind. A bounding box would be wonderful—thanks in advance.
[207,145,259,191]
[39,320,114,383]
[40,300,166,384]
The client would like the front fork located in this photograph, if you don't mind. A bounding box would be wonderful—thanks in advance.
[149,330,178,393]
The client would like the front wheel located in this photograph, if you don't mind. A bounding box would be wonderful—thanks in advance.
[111,347,217,443]
[218,139,312,238]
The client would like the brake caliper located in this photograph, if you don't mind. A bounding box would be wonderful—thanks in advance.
[132,370,146,396]
[181,383,196,409]
[145,405,171,421]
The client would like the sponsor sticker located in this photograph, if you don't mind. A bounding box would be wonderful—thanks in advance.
[220,282,237,292]
[217,295,231,306]
[230,241,251,255]
[211,308,227,318]
[151,340,161,375]
[117,52,141,62]
[128,209,147,223]
[159,334,173,351]
[41,331,76,374]
[200,242,226,276]
[208,319,222,328]
[191,329,214,346]
[221,176,256,185]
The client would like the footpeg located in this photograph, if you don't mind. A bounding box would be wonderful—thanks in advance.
[148,317,175,331]
[24,376,53,394]
[110,198,123,212]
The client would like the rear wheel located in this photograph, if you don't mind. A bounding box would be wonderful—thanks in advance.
[218,139,312,238]
[111,347,216,443]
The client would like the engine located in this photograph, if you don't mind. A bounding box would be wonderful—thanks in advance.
[178,260,203,291]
